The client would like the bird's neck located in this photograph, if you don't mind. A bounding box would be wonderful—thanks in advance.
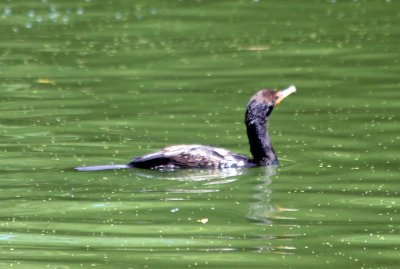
[245,106,278,166]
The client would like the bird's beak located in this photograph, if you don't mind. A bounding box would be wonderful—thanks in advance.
[275,85,296,106]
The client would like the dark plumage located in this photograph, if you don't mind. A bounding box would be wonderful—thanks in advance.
[75,86,296,171]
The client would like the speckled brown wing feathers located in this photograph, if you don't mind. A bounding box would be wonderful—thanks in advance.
[130,144,249,169]
[167,146,225,168]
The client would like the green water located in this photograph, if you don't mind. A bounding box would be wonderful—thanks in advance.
[1,0,399,268]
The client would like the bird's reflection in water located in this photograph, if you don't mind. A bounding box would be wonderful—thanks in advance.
[129,167,298,254]
[247,167,299,255]
[130,167,245,182]
[246,167,276,224]
[129,168,244,195]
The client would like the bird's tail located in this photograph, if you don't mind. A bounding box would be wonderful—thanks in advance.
[74,164,130,171]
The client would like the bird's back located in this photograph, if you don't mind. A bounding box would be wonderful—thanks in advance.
[130,144,250,170]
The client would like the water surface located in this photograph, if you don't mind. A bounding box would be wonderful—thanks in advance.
[1,0,399,268]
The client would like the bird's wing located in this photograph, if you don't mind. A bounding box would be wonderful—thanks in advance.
[131,144,248,169]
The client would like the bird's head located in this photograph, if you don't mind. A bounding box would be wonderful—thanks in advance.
[251,85,296,107]
[247,85,296,119]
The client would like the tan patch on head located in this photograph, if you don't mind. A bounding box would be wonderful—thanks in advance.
[250,89,278,104]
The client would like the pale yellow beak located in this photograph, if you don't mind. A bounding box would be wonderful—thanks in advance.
[275,85,296,106]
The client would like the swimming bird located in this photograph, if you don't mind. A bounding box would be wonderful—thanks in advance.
[75,85,296,171]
